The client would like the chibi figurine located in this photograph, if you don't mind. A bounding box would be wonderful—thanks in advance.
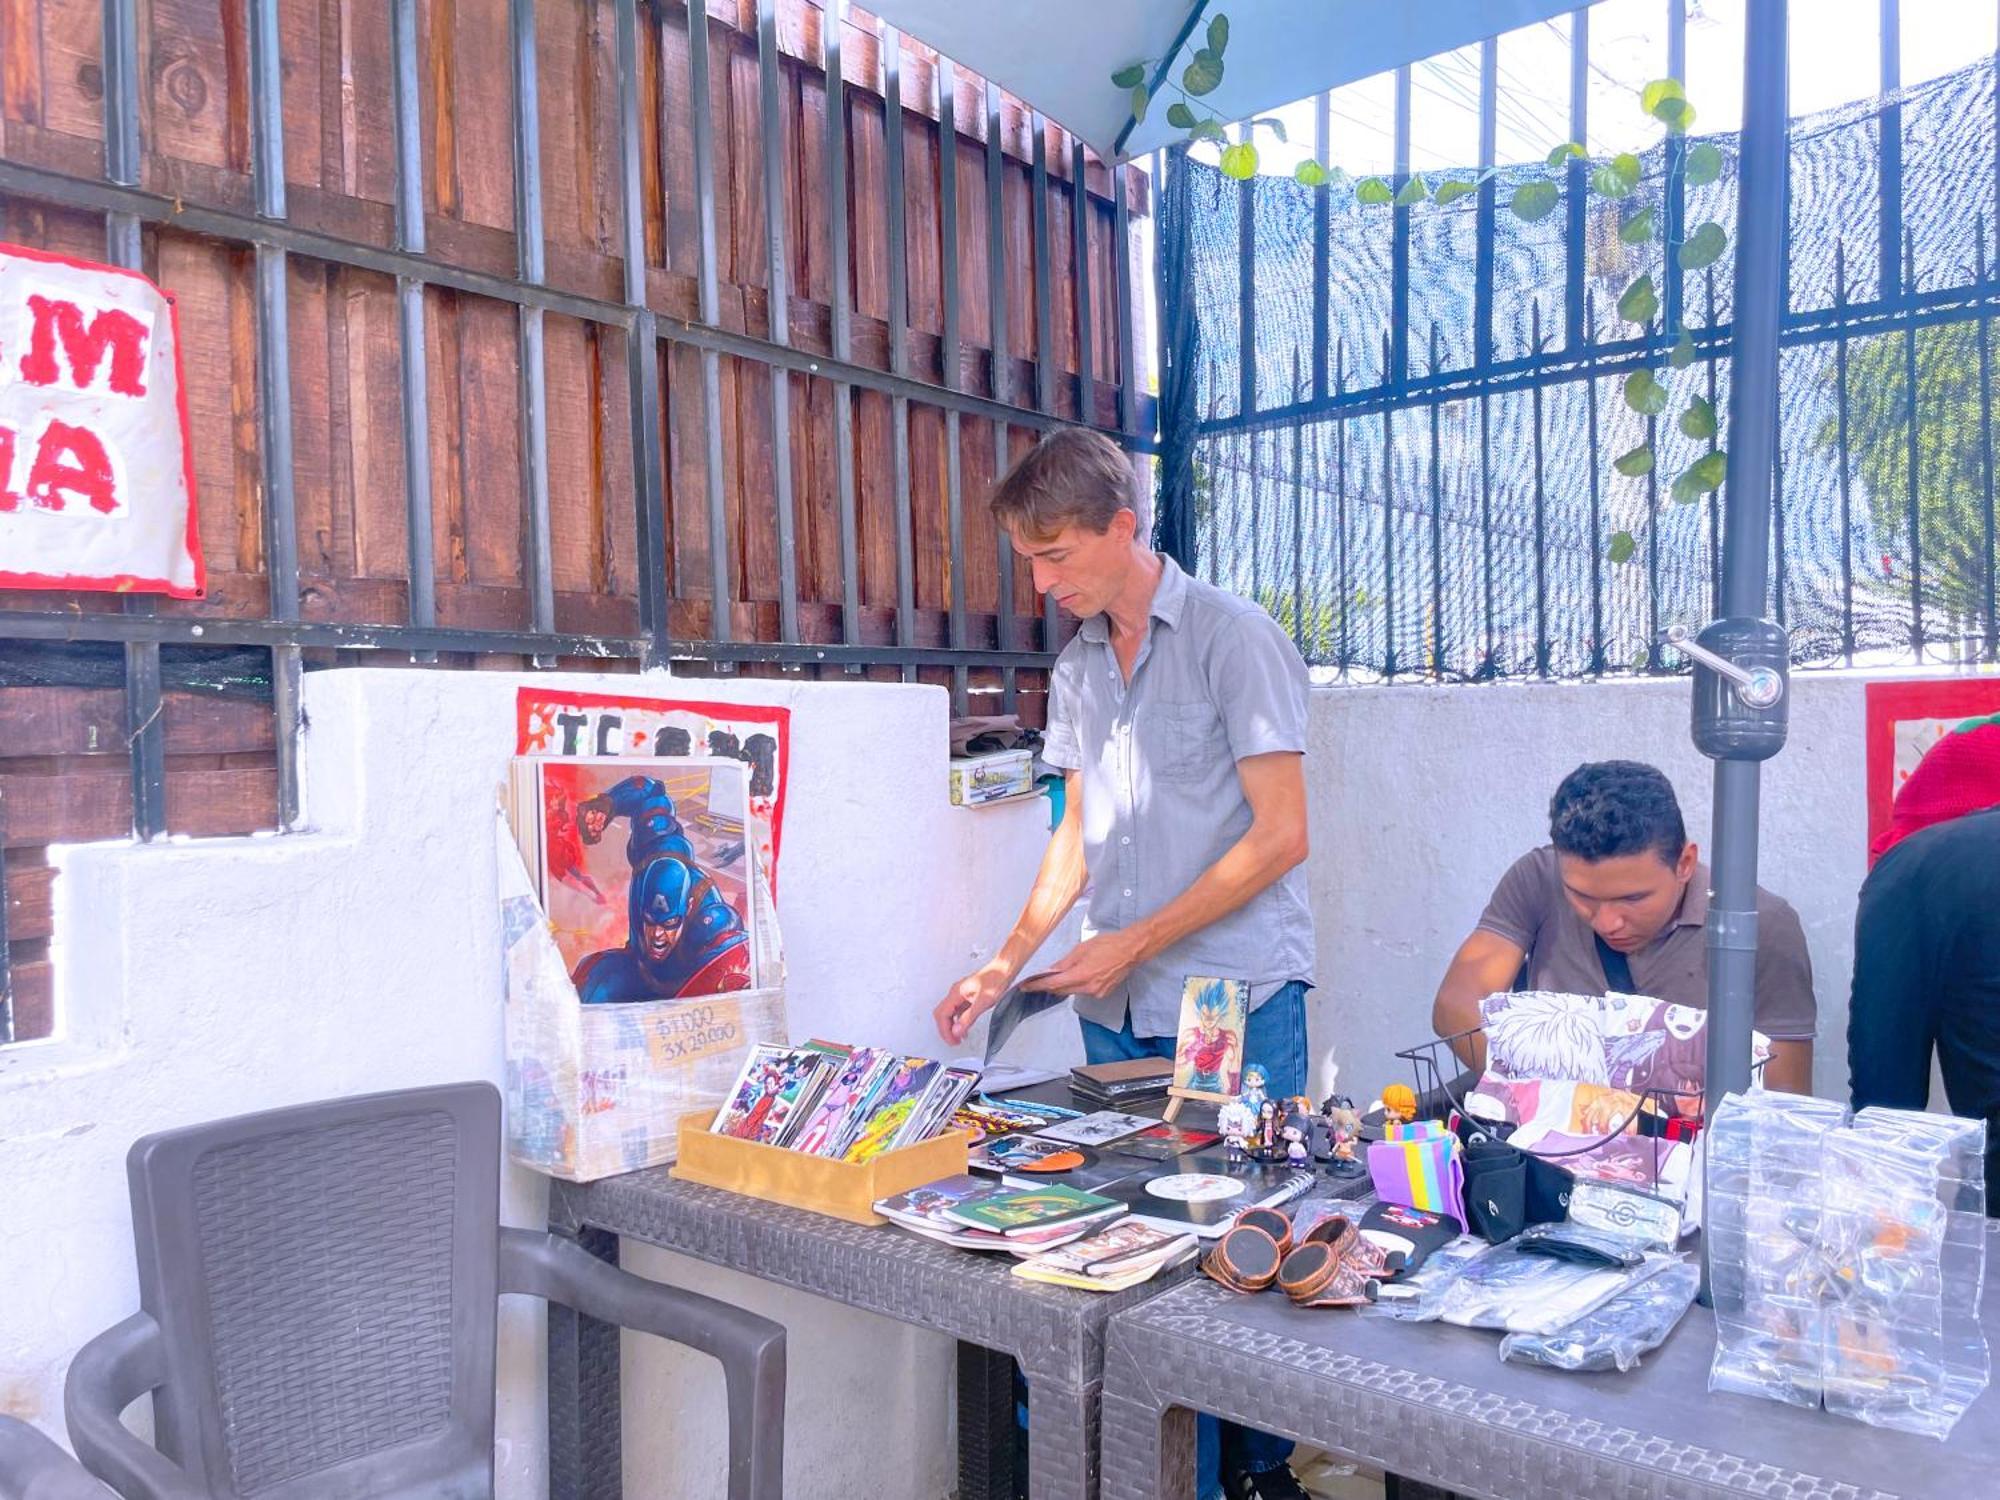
[1281,1121,1310,1169]
[1325,1096,1365,1175]
[1217,1099,1256,1168]
[1240,1064,1270,1118]
[1379,1082,1419,1126]
[1255,1100,1281,1161]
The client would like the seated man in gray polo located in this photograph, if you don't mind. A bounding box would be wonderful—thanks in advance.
[935,426,1315,1500]
[1432,759,1817,1092]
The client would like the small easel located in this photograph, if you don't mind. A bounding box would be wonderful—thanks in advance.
[1161,975,1250,1123]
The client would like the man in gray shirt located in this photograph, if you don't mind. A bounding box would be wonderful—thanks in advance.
[934,428,1315,1500]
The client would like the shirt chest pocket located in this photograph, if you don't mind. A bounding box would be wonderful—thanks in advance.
[1153,697,1226,783]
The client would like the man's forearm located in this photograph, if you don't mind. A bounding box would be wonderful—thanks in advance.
[1124,821,1304,965]
[986,808,1088,979]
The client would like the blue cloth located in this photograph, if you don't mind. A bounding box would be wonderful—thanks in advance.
[1080,979,1310,1498]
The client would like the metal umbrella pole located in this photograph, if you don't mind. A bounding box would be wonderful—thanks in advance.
[1679,0,1791,1300]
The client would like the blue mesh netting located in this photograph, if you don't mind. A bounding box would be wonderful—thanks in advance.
[1167,56,2000,677]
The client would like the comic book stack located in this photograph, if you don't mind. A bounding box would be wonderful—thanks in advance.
[707,1041,981,1163]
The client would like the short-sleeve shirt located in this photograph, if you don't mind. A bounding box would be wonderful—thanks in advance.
[1475,845,1818,1041]
[1042,556,1313,1037]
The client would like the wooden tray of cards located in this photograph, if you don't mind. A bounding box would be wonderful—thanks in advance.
[671,1109,970,1226]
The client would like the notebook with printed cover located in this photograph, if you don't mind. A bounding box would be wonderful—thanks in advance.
[1014,1217,1194,1277]
[872,1173,1005,1231]
[1096,1157,1317,1239]
[1031,1110,1156,1147]
[943,1184,1124,1237]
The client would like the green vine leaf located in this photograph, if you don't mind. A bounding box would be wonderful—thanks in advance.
[1510,180,1560,222]
[1394,174,1430,207]
[1608,530,1638,564]
[1672,449,1728,503]
[1183,49,1224,96]
[1685,142,1723,187]
[1678,222,1728,270]
[1614,445,1655,477]
[1624,368,1670,417]
[1591,153,1643,200]
[1219,141,1259,181]
[1167,101,1196,130]
[1619,207,1657,245]
[1641,79,1685,116]
[1190,118,1227,144]
[1111,63,1147,89]
[1295,160,1329,188]
[1251,115,1288,143]
[1618,274,1659,326]
[1129,84,1150,123]
[1669,328,1696,369]
[1207,13,1229,55]
[1356,176,1394,206]
[1655,97,1696,131]
[1546,142,1586,169]
[1680,395,1718,441]
[1433,179,1479,206]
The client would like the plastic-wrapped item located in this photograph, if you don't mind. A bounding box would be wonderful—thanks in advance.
[1356,1234,1490,1321]
[1704,1090,1990,1439]
[1436,1240,1680,1335]
[1500,1259,1699,1372]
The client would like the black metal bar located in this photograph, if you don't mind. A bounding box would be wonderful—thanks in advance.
[1904,228,1924,652]
[756,0,801,646]
[884,22,915,677]
[1647,408,1662,671]
[1773,401,1788,629]
[1381,333,1398,676]
[1114,0,1210,159]
[1313,91,1332,402]
[1880,0,1903,301]
[1665,0,1688,338]
[391,0,437,650]
[825,0,861,654]
[614,0,669,668]
[1391,67,1411,385]
[1031,114,1059,652]
[512,0,555,655]
[688,0,734,651]
[1236,123,1259,417]
[1474,41,1498,370]
[1336,344,1351,673]
[1706,268,1721,610]
[939,58,968,711]
[1072,139,1095,422]
[1835,239,1857,663]
[987,79,1017,710]
[1531,301,1549,676]
[1115,157,1139,438]
[1586,295,1604,673]
[1566,7,1589,350]
[1983,229,1999,661]
[1193,274,2000,436]
[1292,354,1307,657]
[1479,393,1495,671]
[1428,326,1445,678]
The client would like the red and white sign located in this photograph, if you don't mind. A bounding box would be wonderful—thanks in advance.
[0,242,203,596]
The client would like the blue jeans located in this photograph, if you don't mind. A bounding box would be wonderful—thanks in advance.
[1082,980,1311,1498]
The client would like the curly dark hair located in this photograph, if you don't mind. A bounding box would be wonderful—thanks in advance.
[1548,761,1687,865]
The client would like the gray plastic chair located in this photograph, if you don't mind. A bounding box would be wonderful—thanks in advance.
[0,1416,118,1499]
[62,1081,784,1500]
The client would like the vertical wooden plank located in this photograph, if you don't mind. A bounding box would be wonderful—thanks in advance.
[544,311,601,595]
[457,292,526,591]
[286,258,338,580]
[451,0,514,230]
[146,0,233,168]
[1,0,47,126]
[39,0,103,141]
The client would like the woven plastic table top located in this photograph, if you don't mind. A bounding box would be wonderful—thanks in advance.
[555,1167,1202,1388]
[1101,1245,2000,1500]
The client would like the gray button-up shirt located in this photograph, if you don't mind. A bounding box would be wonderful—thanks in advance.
[1042,556,1314,1037]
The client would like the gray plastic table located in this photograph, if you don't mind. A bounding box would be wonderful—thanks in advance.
[545,1166,1197,1500]
[1098,1254,2000,1500]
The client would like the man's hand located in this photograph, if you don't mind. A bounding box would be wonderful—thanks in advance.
[1036,929,1146,1000]
[935,964,1012,1047]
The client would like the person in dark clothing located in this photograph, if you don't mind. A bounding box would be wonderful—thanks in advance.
[1849,715,2000,1207]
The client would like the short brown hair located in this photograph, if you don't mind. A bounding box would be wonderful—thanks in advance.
[988,427,1133,539]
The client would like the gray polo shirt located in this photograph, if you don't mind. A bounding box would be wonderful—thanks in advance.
[1476,846,1818,1041]
[1042,556,1314,1037]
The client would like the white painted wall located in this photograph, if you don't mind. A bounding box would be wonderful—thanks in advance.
[1305,672,1887,1107]
[0,666,1079,1500]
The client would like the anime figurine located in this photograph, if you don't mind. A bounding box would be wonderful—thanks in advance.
[1239,1063,1270,1119]
[1217,1098,1256,1167]
[1255,1100,1281,1161]
[1325,1097,1365,1175]
[1281,1121,1310,1169]
[1379,1082,1418,1126]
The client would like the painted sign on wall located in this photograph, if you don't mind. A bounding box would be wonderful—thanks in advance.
[0,243,202,596]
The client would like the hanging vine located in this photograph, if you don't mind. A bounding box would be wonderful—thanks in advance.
[1113,23,1734,563]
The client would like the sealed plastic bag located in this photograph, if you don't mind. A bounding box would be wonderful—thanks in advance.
[1500,1259,1699,1372]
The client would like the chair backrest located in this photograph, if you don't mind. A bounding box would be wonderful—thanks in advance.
[126,1082,502,1499]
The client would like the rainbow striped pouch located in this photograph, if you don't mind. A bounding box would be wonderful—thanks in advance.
[1367,1121,1466,1230]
